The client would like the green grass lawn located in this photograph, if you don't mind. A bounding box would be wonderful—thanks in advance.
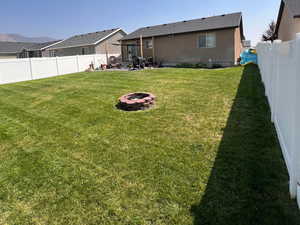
[0,65,299,225]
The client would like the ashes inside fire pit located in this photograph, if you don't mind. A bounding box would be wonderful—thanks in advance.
[117,92,156,111]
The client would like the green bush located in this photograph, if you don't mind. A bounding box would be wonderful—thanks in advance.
[176,63,208,69]
[195,63,207,68]
[175,63,196,68]
[212,63,223,69]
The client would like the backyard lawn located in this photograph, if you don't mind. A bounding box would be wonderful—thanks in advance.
[0,65,300,225]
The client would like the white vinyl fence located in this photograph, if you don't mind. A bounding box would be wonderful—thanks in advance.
[256,34,300,207]
[0,54,119,85]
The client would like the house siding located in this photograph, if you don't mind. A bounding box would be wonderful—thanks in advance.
[122,28,239,66]
[0,53,17,59]
[95,31,124,55]
[49,30,125,57]
[234,27,243,61]
[42,50,51,57]
[278,6,300,41]
[52,45,95,57]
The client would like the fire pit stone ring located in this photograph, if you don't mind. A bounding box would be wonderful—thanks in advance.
[117,92,156,111]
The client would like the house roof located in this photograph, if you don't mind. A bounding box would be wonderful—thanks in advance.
[0,40,62,54]
[25,40,62,51]
[48,28,125,50]
[121,12,244,41]
[275,0,300,37]
[0,42,37,54]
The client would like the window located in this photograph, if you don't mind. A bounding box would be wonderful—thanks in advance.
[50,50,56,57]
[82,48,85,55]
[145,40,153,49]
[198,33,216,48]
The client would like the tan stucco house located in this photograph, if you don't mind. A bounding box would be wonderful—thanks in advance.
[275,0,300,41]
[47,28,126,57]
[121,12,245,66]
[0,41,60,59]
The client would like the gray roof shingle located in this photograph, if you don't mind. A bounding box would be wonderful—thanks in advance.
[121,12,242,40]
[0,42,36,53]
[48,28,123,50]
[0,40,61,53]
[25,40,62,51]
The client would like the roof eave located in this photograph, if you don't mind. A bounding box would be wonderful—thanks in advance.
[48,43,95,50]
[40,40,64,50]
[93,28,123,45]
[275,0,286,38]
[121,26,240,41]
[240,17,246,40]
[25,49,41,51]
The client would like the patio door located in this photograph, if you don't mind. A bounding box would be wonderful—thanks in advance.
[127,45,138,61]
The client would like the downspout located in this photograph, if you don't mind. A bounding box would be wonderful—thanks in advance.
[140,35,143,58]
[105,42,109,64]
[152,36,155,63]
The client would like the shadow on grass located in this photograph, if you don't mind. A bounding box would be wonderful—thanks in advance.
[191,64,300,225]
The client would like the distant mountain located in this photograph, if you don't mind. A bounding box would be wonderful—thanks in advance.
[0,33,56,43]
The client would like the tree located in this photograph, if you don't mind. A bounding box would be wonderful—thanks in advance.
[262,21,276,42]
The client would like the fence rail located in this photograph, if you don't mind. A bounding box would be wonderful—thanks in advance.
[0,54,119,85]
[256,34,300,208]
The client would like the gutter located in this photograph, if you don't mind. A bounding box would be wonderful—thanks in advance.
[47,44,95,51]
[40,40,64,50]
[121,26,240,41]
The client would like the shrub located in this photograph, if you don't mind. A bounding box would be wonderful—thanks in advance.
[176,63,196,68]
[212,63,223,69]
[195,63,207,68]
[176,63,209,69]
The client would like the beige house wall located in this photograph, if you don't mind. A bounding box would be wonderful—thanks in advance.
[278,6,300,41]
[234,27,243,60]
[95,31,124,54]
[122,28,241,66]
[141,37,153,58]
[53,45,95,57]
[49,31,125,57]
[42,50,51,57]
[0,54,17,59]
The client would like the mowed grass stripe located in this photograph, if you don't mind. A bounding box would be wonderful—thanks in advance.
[0,66,299,225]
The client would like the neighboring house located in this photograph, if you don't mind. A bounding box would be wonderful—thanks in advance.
[47,28,126,57]
[0,41,61,59]
[0,42,34,59]
[275,0,300,41]
[120,12,245,66]
[19,41,62,58]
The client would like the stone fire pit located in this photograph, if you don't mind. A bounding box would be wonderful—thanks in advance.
[117,92,156,111]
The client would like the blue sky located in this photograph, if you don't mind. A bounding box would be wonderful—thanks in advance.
[1,0,280,45]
